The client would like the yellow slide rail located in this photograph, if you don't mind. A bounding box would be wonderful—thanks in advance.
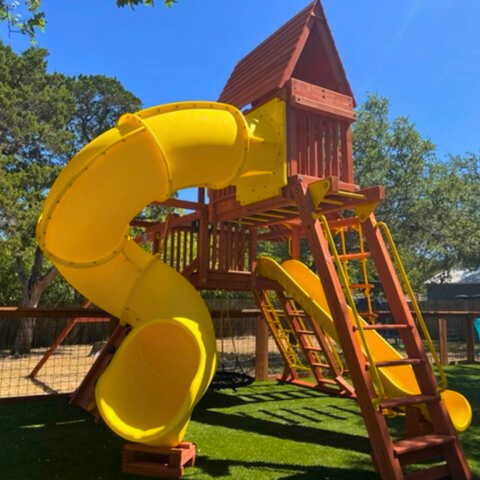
[320,216,386,407]
[376,222,448,393]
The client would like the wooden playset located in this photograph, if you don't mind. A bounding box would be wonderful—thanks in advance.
[39,1,472,479]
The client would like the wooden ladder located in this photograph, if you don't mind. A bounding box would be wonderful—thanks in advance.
[70,323,127,421]
[254,289,355,397]
[293,181,471,480]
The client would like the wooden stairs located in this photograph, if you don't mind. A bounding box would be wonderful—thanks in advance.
[288,180,472,480]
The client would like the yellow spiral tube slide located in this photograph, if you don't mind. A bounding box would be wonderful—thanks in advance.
[36,100,286,446]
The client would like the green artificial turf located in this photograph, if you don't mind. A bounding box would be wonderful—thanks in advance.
[0,365,478,479]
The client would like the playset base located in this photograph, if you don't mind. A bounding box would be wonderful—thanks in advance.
[122,442,196,478]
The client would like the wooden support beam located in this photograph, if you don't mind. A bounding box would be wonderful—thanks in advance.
[153,197,208,211]
[466,313,476,363]
[438,318,449,366]
[198,211,209,286]
[291,226,301,259]
[255,315,269,381]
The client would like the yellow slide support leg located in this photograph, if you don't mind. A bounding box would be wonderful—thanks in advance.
[36,100,286,446]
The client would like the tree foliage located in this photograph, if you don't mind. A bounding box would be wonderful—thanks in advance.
[0,41,142,352]
[0,1,176,42]
[117,0,177,8]
[0,0,45,41]
[353,94,480,289]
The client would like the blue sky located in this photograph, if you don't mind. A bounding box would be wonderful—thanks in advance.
[3,0,480,200]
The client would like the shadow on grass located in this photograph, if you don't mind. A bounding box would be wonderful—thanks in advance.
[193,408,372,455]
[197,387,322,410]
[195,456,378,480]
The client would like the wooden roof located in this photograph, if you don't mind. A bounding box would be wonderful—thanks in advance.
[219,0,355,109]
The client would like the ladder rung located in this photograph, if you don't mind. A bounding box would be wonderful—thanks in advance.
[304,346,322,352]
[337,252,370,261]
[355,324,412,331]
[358,311,379,319]
[316,378,337,386]
[367,359,426,369]
[393,434,456,457]
[404,464,450,480]
[349,283,374,289]
[311,362,329,368]
[296,329,315,335]
[380,394,440,410]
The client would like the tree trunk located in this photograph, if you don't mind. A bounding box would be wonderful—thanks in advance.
[10,248,58,356]
[11,300,39,356]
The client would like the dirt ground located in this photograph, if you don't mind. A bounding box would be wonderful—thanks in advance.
[1,336,471,399]
[0,336,280,399]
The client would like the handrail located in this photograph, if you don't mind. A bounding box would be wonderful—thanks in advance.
[320,215,386,407]
[375,221,448,393]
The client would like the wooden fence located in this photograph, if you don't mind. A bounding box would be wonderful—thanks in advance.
[0,304,478,401]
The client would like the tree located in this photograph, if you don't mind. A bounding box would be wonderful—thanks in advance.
[0,43,73,353]
[0,42,142,354]
[353,93,480,290]
[0,1,175,42]
[68,74,142,149]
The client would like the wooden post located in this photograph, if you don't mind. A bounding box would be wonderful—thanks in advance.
[438,318,448,366]
[466,313,476,363]
[198,211,209,286]
[249,228,258,289]
[291,226,301,260]
[341,124,354,184]
[255,315,269,381]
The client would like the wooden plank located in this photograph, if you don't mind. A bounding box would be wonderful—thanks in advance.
[153,197,207,211]
[332,120,339,177]
[438,318,448,366]
[288,78,354,112]
[291,226,301,259]
[324,118,332,177]
[249,228,258,288]
[198,212,209,285]
[290,95,356,122]
[287,106,298,176]
[466,313,476,363]
[318,115,325,177]
[341,124,354,183]
[190,270,277,292]
[308,112,317,177]
[0,307,113,318]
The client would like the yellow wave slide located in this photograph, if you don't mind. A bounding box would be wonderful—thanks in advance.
[257,257,472,432]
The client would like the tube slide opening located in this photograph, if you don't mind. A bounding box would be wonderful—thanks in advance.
[96,318,206,445]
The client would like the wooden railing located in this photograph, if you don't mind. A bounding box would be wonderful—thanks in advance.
[209,222,250,272]
[160,221,252,275]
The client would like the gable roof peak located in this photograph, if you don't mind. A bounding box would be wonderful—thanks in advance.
[219,0,354,109]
